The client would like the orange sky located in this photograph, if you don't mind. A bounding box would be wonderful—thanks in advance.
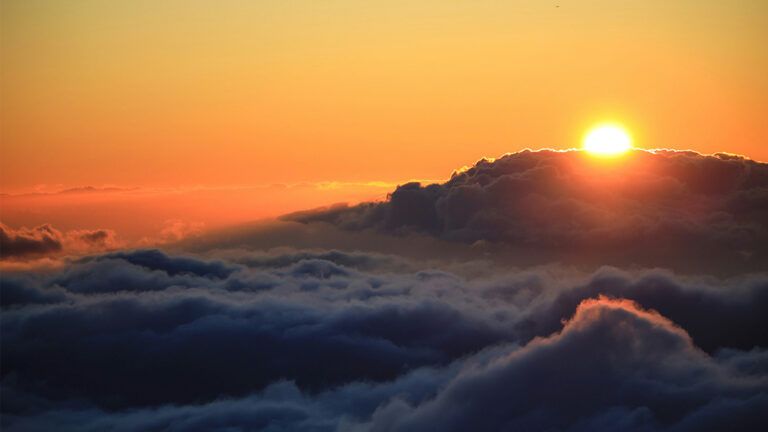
[1,1,767,240]
[0,182,415,242]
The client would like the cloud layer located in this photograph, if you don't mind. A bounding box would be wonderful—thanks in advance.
[3,150,768,430]
[2,248,766,430]
[288,150,768,272]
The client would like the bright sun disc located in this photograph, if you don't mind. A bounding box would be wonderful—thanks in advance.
[583,125,632,156]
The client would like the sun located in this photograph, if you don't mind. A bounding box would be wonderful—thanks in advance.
[583,124,633,156]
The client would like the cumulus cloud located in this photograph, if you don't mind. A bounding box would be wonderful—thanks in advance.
[157,219,206,243]
[0,250,509,410]
[0,223,63,258]
[67,228,120,252]
[286,150,768,273]
[354,297,768,432]
[0,222,119,260]
[2,248,766,430]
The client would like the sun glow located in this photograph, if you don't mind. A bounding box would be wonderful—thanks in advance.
[583,125,633,156]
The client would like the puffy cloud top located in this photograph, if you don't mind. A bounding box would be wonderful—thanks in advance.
[0,222,118,260]
[355,297,768,432]
[2,248,767,431]
[288,150,768,272]
[0,223,63,257]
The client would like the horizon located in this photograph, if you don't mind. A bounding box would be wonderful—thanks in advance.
[1,146,761,249]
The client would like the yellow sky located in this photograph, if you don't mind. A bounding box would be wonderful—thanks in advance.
[2,0,767,193]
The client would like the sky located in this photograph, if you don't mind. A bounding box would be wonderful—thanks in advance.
[3,0,767,241]
[2,0,767,194]
[2,3,768,431]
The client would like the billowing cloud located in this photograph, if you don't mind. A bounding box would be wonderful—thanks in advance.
[2,248,766,430]
[67,228,120,252]
[3,150,768,430]
[286,150,768,273]
[0,223,63,257]
[0,222,119,260]
[354,297,768,432]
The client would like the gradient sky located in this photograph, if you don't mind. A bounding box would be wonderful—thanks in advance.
[4,4,768,428]
[2,0,767,194]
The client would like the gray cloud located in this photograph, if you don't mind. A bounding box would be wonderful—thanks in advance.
[0,223,63,258]
[2,248,767,431]
[354,297,768,432]
[0,222,119,260]
[286,150,768,273]
[3,289,766,432]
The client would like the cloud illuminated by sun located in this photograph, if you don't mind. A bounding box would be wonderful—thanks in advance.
[583,124,633,157]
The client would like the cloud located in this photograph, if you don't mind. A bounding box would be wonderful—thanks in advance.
[95,249,237,279]
[0,222,119,261]
[4,150,768,430]
[0,223,63,258]
[3,291,766,432]
[354,297,768,432]
[1,250,511,410]
[67,228,120,252]
[156,219,206,243]
[511,267,768,353]
[2,248,767,430]
[286,150,768,273]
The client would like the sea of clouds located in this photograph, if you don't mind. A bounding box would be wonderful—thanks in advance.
[2,149,767,431]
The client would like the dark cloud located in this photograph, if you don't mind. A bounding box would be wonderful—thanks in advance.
[2,294,766,432]
[286,150,768,273]
[0,222,119,260]
[511,268,768,352]
[0,223,63,258]
[0,275,69,308]
[228,249,415,273]
[1,250,512,411]
[95,249,237,278]
[356,298,768,432]
[72,229,118,248]
[2,248,767,430]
